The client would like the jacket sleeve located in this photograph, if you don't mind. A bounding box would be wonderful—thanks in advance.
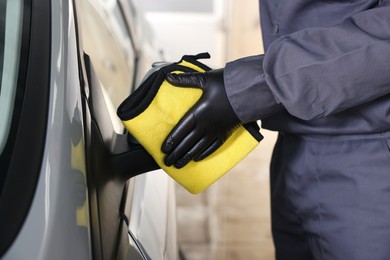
[224,5,390,123]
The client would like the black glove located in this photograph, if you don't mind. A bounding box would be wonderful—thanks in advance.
[161,69,241,169]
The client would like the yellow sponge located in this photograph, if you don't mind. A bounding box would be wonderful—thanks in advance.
[117,53,262,194]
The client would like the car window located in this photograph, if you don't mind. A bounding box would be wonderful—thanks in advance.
[78,0,136,110]
[0,0,24,155]
[0,0,51,255]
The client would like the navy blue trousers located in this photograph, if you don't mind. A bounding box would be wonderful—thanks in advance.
[270,132,390,260]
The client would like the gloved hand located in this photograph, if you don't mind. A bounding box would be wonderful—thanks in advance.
[161,69,241,169]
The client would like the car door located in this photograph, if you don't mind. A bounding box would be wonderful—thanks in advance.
[1,0,92,259]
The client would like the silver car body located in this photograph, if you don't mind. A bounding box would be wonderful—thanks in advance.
[1,0,177,259]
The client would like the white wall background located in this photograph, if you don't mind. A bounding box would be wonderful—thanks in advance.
[133,0,229,67]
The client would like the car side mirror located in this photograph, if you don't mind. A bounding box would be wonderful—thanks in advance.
[84,54,159,181]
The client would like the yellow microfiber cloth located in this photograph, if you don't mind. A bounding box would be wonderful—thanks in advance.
[117,53,263,194]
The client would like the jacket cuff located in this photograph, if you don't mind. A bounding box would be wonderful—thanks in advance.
[224,55,283,123]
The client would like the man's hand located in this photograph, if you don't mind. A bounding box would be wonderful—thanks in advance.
[161,69,240,169]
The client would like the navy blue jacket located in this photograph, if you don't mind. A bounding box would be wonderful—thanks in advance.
[224,0,390,134]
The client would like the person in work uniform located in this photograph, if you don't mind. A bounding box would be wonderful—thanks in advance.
[161,1,390,259]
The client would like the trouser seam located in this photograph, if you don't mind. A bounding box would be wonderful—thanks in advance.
[314,149,325,260]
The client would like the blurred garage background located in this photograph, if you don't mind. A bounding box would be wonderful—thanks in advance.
[133,0,278,259]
